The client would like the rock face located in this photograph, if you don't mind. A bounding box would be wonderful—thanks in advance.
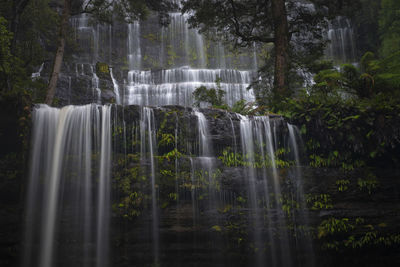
[2,104,395,267]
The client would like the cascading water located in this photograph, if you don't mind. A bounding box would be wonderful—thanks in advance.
[122,7,256,107]
[140,107,159,264]
[236,115,313,267]
[22,104,112,267]
[92,70,102,104]
[97,105,112,267]
[110,68,121,105]
[65,1,258,106]
[24,104,316,266]
[238,115,265,266]
[287,123,315,267]
[31,63,44,80]
[325,16,357,63]
[193,109,212,157]
[128,22,142,70]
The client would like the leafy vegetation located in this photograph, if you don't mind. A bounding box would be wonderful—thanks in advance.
[306,194,334,211]
[193,77,226,108]
[317,217,400,250]
[379,0,400,57]
[278,51,400,169]
[218,147,293,169]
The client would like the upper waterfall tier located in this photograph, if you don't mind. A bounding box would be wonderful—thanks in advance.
[68,9,257,106]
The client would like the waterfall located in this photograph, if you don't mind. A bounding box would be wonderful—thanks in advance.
[31,63,44,80]
[128,22,142,70]
[193,109,212,157]
[91,66,102,104]
[237,115,305,267]
[195,30,206,68]
[68,2,257,106]
[22,104,112,267]
[227,112,237,155]
[193,109,216,203]
[110,68,121,104]
[325,17,357,63]
[238,115,264,267]
[23,104,316,266]
[140,107,159,264]
[96,105,112,267]
[287,124,315,267]
[121,10,255,107]
[217,41,226,69]
[253,43,258,71]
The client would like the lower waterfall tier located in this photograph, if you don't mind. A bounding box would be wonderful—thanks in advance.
[22,104,313,267]
[14,104,400,267]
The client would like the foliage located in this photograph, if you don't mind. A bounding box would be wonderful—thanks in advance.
[379,0,400,58]
[306,194,333,210]
[318,218,356,239]
[317,217,400,250]
[357,176,379,195]
[218,147,293,169]
[279,194,300,217]
[336,179,350,192]
[73,0,177,25]
[193,77,226,108]
[280,52,400,169]
[308,54,399,98]
[351,0,381,55]
[113,156,146,219]
[231,99,251,115]
[0,16,14,83]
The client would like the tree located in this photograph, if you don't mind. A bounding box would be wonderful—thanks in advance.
[9,0,30,52]
[45,0,70,105]
[182,0,360,105]
[45,0,177,105]
[0,0,32,52]
[0,16,14,90]
[379,0,400,57]
[0,0,57,97]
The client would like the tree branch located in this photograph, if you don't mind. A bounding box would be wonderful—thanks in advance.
[228,0,275,43]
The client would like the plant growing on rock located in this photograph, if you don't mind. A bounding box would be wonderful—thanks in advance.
[193,77,227,108]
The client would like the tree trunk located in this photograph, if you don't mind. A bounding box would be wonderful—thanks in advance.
[46,0,70,105]
[10,0,31,53]
[271,0,289,102]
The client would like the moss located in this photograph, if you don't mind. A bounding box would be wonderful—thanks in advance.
[96,62,109,74]
[167,45,179,67]
[143,33,158,42]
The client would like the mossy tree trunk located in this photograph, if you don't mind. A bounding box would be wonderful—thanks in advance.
[46,0,70,105]
[271,0,290,102]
